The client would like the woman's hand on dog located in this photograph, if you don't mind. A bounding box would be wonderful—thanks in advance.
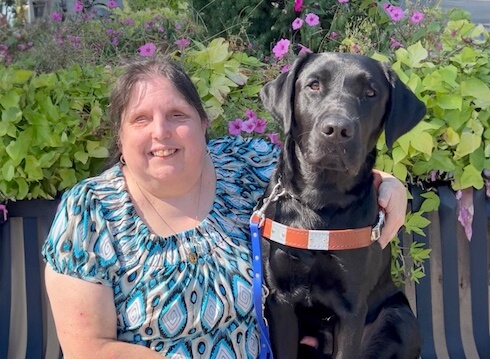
[374,170,408,249]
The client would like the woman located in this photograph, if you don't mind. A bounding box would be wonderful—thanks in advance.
[42,59,407,358]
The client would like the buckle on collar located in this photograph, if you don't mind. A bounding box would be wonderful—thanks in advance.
[371,210,385,242]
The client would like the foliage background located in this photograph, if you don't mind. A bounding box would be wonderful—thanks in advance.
[1,0,489,284]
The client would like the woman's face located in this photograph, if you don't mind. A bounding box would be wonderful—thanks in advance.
[119,76,207,194]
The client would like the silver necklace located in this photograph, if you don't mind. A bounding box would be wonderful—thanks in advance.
[134,170,204,264]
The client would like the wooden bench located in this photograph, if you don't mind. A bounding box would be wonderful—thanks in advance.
[0,187,488,358]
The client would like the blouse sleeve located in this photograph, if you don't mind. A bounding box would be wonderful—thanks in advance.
[41,181,120,286]
[210,136,280,206]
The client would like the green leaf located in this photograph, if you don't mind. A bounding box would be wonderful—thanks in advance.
[74,151,89,164]
[409,131,434,156]
[86,140,109,158]
[2,160,15,182]
[0,91,21,110]
[454,132,481,160]
[461,78,490,107]
[10,69,33,84]
[419,192,440,213]
[393,162,408,182]
[6,128,33,166]
[444,127,460,146]
[437,94,462,110]
[24,155,44,180]
[457,164,484,190]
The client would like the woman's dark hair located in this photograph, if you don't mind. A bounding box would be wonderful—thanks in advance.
[106,58,208,167]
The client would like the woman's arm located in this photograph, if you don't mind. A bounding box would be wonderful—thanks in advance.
[45,266,165,359]
[374,169,408,249]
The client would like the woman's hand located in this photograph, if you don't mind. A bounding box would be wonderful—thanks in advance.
[374,170,408,249]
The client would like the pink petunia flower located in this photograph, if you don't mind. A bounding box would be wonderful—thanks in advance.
[267,133,283,147]
[330,32,338,39]
[17,44,26,51]
[292,18,303,30]
[272,38,290,59]
[107,0,118,9]
[174,38,190,51]
[390,37,403,49]
[281,64,291,73]
[242,119,257,133]
[382,3,390,10]
[228,119,243,135]
[254,119,267,134]
[410,11,424,24]
[74,1,83,12]
[294,0,303,12]
[297,44,312,55]
[305,13,320,27]
[245,109,257,120]
[386,5,404,22]
[138,43,156,57]
[51,12,62,22]
[111,37,119,46]
[0,45,9,55]
[125,18,134,26]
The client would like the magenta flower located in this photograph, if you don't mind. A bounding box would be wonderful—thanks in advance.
[351,44,360,53]
[174,38,190,51]
[0,45,9,55]
[272,38,290,59]
[228,119,243,135]
[389,37,403,49]
[254,119,267,134]
[51,12,62,22]
[281,64,291,73]
[245,109,257,120]
[386,6,404,22]
[338,0,349,3]
[267,133,283,147]
[292,18,303,30]
[138,43,156,57]
[298,44,312,55]
[410,11,424,24]
[382,3,390,10]
[74,1,83,12]
[17,44,26,51]
[330,32,338,39]
[294,0,303,12]
[305,13,320,27]
[125,18,134,26]
[111,37,119,46]
[242,119,257,133]
[107,0,118,9]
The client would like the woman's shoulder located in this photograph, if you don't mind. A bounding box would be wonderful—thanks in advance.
[61,164,125,205]
[208,135,280,159]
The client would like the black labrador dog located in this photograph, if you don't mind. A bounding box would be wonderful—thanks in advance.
[257,52,426,359]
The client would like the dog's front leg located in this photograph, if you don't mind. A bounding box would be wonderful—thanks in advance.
[333,302,367,359]
[265,296,299,359]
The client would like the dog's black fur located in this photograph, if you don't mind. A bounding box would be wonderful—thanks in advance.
[258,52,426,359]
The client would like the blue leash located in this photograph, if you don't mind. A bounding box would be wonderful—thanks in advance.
[250,216,274,359]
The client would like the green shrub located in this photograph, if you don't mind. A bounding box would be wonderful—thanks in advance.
[0,64,114,200]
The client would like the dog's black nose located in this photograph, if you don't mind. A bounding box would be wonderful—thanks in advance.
[322,118,354,142]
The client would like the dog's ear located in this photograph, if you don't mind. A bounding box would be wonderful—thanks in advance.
[381,63,427,149]
[260,53,312,135]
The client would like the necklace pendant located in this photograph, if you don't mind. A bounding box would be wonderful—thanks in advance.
[188,252,198,264]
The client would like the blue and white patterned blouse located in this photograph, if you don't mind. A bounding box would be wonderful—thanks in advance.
[42,136,280,359]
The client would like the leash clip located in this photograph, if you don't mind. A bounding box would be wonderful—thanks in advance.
[371,210,385,242]
[251,178,286,228]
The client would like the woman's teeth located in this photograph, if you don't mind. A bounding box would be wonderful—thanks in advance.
[152,149,176,157]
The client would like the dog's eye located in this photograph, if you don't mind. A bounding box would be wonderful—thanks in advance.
[308,81,320,91]
[366,88,376,97]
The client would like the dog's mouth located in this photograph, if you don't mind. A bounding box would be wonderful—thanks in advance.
[304,145,362,173]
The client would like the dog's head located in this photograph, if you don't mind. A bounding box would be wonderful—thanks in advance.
[260,52,426,175]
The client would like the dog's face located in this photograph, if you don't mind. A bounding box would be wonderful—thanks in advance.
[261,52,426,175]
